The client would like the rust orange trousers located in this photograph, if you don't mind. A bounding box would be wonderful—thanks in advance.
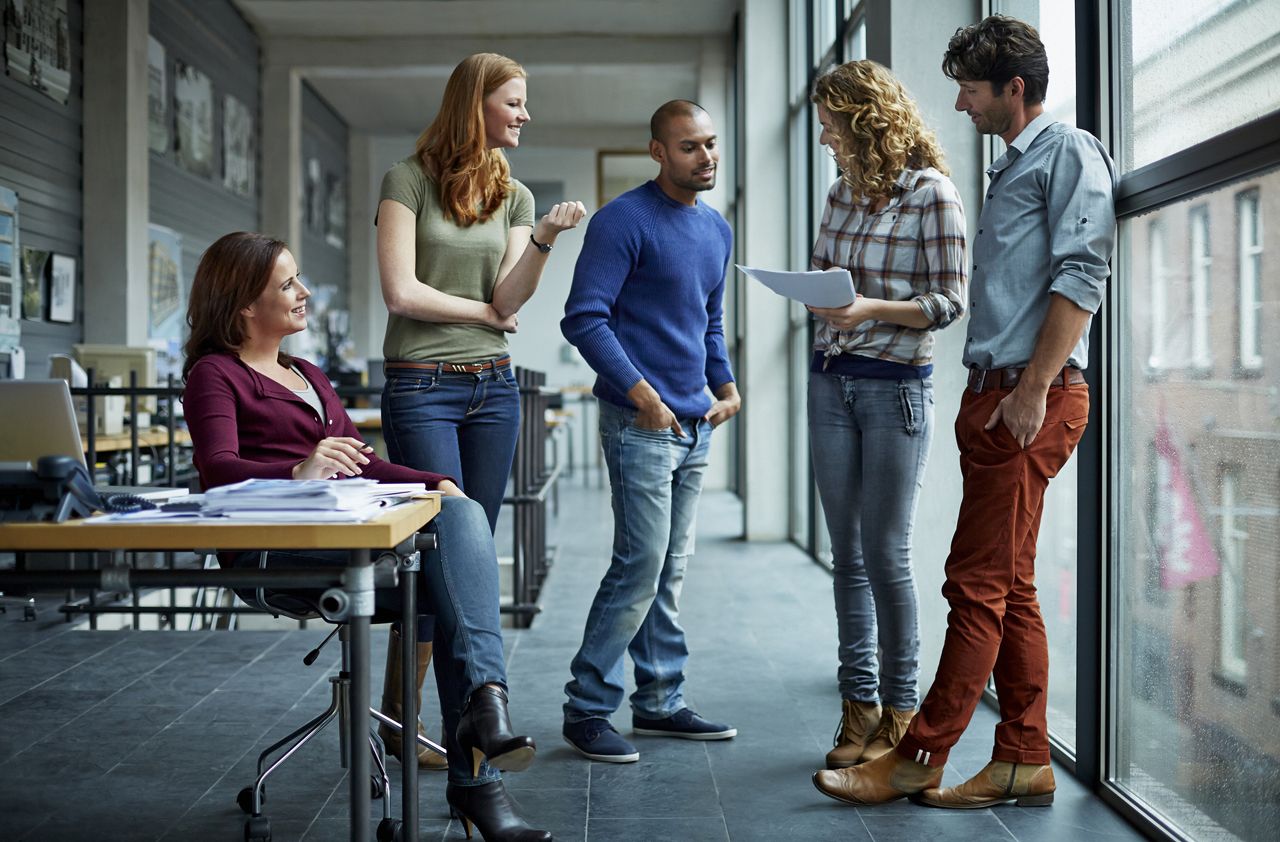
[896,380,1089,768]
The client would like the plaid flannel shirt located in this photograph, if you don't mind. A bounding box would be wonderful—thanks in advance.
[810,167,968,366]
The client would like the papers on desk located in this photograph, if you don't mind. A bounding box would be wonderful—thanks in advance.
[86,479,440,523]
[736,265,856,308]
[204,478,432,513]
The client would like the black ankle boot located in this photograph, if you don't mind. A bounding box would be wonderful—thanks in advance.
[446,780,552,841]
[456,685,536,776]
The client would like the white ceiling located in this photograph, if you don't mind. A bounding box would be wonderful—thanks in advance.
[233,0,739,139]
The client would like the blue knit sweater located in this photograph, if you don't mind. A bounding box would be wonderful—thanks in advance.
[561,180,735,419]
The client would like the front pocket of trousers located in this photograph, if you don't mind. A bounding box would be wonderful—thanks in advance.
[387,376,438,396]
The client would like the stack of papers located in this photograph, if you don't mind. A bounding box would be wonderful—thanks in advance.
[86,479,437,523]
[202,479,433,521]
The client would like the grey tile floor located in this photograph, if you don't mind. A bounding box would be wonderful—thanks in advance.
[0,477,1145,841]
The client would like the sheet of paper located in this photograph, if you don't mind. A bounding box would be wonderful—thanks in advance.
[736,265,856,308]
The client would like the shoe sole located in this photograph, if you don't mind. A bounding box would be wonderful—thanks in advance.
[562,736,639,763]
[487,745,536,773]
[632,727,738,740]
[914,792,1055,809]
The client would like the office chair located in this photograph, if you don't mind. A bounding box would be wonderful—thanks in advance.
[225,534,446,842]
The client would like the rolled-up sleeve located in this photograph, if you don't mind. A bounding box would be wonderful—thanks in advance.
[1046,133,1118,314]
[914,178,969,330]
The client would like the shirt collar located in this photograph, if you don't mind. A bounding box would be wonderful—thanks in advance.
[988,111,1056,175]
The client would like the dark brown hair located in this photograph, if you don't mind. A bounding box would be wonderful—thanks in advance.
[182,231,290,382]
[942,15,1049,106]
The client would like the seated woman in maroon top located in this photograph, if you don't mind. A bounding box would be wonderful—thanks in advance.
[182,232,549,842]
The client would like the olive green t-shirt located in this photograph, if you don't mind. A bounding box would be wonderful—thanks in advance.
[378,155,535,362]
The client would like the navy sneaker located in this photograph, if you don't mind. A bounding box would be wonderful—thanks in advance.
[563,718,640,763]
[632,708,738,740]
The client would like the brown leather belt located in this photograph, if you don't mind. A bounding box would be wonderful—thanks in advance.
[385,356,511,374]
[967,365,1085,394]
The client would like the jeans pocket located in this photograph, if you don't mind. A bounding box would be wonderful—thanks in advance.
[898,382,920,435]
[386,374,438,397]
[494,367,519,390]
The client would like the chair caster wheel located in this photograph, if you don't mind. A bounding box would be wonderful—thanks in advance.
[376,818,403,842]
[244,816,271,841]
[237,786,264,814]
[370,775,386,800]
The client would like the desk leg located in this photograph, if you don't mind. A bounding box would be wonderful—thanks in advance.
[400,554,419,841]
[348,548,372,842]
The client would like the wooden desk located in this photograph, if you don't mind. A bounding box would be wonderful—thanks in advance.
[87,426,193,453]
[0,496,440,842]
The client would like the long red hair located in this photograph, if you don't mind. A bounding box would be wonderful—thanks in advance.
[415,52,524,227]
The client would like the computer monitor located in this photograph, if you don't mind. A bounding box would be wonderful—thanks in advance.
[73,343,158,414]
[0,379,86,466]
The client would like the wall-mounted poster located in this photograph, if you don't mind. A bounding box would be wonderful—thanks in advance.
[48,252,73,323]
[304,157,323,233]
[147,36,168,154]
[0,185,20,352]
[325,174,345,249]
[3,0,71,105]
[20,246,47,320]
[222,93,254,197]
[174,60,214,178]
[147,224,182,339]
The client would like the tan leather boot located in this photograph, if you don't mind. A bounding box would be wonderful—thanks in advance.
[378,625,448,770]
[917,760,1056,809]
[825,699,881,768]
[812,747,942,805]
[859,706,916,763]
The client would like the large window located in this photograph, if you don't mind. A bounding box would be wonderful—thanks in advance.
[1113,168,1279,842]
[1118,0,1280,172]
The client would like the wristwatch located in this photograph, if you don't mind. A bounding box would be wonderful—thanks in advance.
[530,234,552,253]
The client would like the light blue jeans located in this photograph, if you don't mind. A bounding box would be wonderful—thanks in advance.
[808,373,934,710]
[564,399,712,723]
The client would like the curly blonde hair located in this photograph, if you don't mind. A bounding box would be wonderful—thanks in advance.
[812,60,948,201]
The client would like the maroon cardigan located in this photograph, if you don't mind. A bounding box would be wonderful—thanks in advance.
[183,352,449,491]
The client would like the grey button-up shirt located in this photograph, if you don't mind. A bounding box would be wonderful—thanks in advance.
[964,112,1118,371]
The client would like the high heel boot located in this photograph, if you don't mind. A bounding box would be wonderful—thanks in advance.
[455,685,536,776]
[378,625,448,770]
[446,780,552,841]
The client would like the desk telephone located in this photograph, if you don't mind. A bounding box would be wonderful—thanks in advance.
[0,456,156,522]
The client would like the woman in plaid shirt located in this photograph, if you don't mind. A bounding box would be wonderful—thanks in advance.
[806,60,968,775]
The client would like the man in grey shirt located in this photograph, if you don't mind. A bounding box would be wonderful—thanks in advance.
[814,15,1117,809]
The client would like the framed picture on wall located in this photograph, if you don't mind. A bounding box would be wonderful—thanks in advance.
[174,60,214,178]
[48,253,74,323]
[147,36,168,155]
[3,0,72,105]
[223,93,255,197]
[325,174,345,248]
[147,224,183,339]
[0,184,21,351]
[20,246,48,321]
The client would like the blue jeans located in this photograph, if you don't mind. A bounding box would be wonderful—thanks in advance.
[808,373,934,710]
[233,496,508,785]
[382,361,521,532]
[564,400,712,723]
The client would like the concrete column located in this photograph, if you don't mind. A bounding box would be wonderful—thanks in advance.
[739,0,791,540]
[260,61,302,253]
[82,0,148,345]
[347,132,378,360]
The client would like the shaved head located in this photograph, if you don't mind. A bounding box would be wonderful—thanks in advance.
[650,100,709,143]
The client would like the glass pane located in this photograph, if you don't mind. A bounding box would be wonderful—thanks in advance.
[812,0,837,66]
[1113,167,1280,841]
[1118,0,1280,171]
[843,17,865,63]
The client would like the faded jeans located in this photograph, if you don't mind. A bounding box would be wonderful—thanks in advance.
[808,373,934,710]
[563,399,712,723]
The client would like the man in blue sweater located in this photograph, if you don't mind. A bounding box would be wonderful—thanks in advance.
[560,100,742,762]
